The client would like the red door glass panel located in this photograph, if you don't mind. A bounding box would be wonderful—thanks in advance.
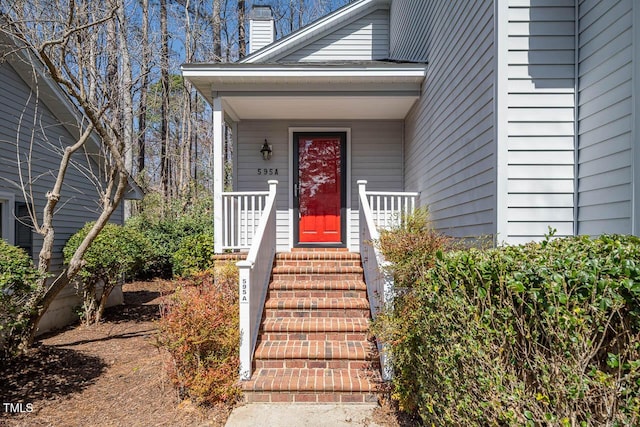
[297,136,341,243]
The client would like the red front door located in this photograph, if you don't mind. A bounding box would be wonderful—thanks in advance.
[294,133,345,245]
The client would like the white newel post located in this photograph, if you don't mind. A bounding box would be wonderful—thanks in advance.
[358,180,368,207]
[213,96,224,254]
[237,261,251,380]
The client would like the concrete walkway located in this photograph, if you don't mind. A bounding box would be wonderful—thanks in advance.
[225,403,384,427]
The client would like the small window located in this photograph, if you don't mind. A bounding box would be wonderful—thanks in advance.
[0,192,16,245]
[15,202,33,258]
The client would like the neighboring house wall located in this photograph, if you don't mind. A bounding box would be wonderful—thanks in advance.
[577,0,635,235]
[504,0,576,244]
[391,0,497,239]
[235,120,403,251]
[0,59,124,333]
[277,8,390,62]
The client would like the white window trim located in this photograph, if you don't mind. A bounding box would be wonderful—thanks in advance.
[288,127,352,251]
[0,191,16,245]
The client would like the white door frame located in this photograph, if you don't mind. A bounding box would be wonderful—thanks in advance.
[288,127,352,251]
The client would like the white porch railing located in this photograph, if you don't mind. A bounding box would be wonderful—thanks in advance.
[221,191,270,250]
[366,191,418,230]
[237,180,278,380]
[358,180,418,380]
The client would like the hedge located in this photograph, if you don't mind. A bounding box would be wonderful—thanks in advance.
[373,234,640,426]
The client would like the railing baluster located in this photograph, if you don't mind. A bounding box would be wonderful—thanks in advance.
[251,195,256,246]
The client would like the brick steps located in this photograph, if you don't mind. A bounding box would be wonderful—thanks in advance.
[242,249,380,404]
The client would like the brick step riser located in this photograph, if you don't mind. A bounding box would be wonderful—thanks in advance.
[290,248,350,252]
[260,318,370,333]
[258,332,369,341]
[271,273,364,281]
[263,309,370,318]
[268,281,367,291]
[254,359,377,370]
[244,392,377,404]
[274,260,362,268]
[271,267,363,273]
[267,290,367,299]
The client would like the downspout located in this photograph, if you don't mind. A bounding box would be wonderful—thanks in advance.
[573,0,580,236]
[494,0,509,246]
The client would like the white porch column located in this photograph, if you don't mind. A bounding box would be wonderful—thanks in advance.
[213,96,224,253]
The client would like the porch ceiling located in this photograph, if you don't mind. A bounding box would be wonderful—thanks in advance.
[182,62,426,120]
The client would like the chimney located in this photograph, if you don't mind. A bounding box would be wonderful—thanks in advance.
[249,5,275,54]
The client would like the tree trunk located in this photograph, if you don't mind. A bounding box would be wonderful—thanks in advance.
[238,0,245,59]
[116,0,135,218]
[137,0,149,178]
[298,0,304,29]
[160,0,170,199]
[213,0,221,61]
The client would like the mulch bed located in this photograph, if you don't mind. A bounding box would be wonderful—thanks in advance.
[0,279,417,427]
[0,280,230,427]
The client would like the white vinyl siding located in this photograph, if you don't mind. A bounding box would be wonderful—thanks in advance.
[0,60,124,330]
[278,9,389,62]
[391,0,496,239]
[506,0,576,244]
[577,0,634,235]
[249,19,276,54]
[236,120,403,251]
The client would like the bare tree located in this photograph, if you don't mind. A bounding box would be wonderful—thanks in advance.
[1,0,134,348]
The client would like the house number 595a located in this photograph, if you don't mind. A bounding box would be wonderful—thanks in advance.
[257,168,278,175]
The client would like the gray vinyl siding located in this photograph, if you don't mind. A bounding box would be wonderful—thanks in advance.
[577,0,634,235]
[236,120,403,251]
[505,0,576,244]
[392,0,496,239]
[278,9,390,62]
[0,60,124,326]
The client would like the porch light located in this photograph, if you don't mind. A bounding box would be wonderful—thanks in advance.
[260,139,273,160]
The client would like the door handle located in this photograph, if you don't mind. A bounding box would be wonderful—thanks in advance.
[294,183,299,198]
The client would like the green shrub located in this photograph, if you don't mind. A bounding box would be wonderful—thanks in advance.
[373,234,640,426]
[377,208,451,285]
[127,192,213,278]
[0,240,43,358]
[156,263,240,405]
[172,233,215,277]
[63,222,152,324]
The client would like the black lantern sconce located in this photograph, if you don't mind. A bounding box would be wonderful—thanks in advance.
[260,139,273,160]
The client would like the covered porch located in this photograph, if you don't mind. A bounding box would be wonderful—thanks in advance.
[183,62,425,381]
[182,62,425,254]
